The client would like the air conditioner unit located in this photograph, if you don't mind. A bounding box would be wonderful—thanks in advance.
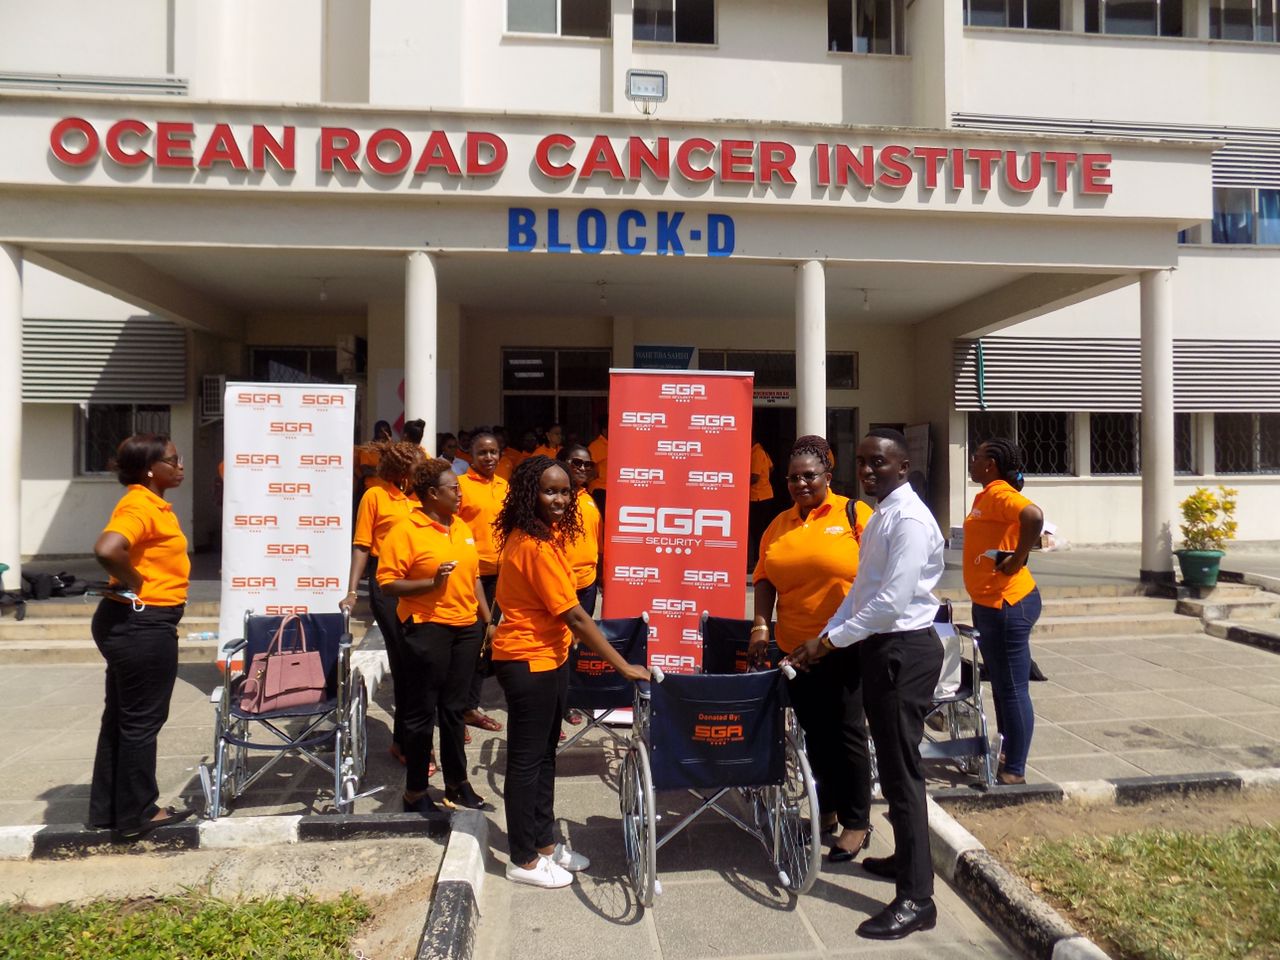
[200,374,226,424]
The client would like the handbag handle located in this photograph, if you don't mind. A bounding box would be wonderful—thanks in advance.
[267,613,308,656]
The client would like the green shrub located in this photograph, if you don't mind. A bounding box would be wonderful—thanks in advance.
[1179,485,1238,552]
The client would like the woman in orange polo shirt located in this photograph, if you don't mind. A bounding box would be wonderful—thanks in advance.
[492,455,650,889]
[457,431,508,733]
[89,434,193,840]
[750,435,874,864]
[378,458,492,815]
[963,438,1044,786]
[556,442,602,616]
[343,440,424,768]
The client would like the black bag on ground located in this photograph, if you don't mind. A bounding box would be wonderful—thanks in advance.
[21,572,54,601]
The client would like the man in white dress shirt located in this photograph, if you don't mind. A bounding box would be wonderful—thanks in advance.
[790,428,945,940]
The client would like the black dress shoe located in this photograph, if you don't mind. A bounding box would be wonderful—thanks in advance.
[827,825,873,863]
[113,805,194,842]
[860,854,897,879]
[857,897,938,940]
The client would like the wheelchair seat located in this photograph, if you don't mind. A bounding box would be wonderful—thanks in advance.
[201,611,375,818]
[559,614,649,754]
[698,613,781,674]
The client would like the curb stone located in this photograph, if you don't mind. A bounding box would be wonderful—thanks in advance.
[929,767,1280,960]
[0,812,449,861]
[416,809,488,960]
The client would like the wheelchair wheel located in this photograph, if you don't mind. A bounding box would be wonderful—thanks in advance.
[770,730,822,895]
[620,740,657,907]
[224,717,250,798]
[347,678,368,780]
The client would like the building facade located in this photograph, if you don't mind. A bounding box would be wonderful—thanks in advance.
[1,0,1277,589]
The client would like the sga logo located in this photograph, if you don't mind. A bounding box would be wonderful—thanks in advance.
[301,393,346,406]
[234,453,280,467]
[682,569,730,588]
[687,470,734,489]
[689,414,736,432]
[650,653,697,671]
[620,411,667,430]
[618,506,731,536]
[266,543,310,556]
[265,604,309,615]
[300,454,344,467]
[234,515,279,528]
[231,576,276,589]
[613,565,661,585]
[297,576,341,589]
[236,392,281,405]
[651,598,698,615]
[268,482,312,495]
[269,421,314,434]
[298,515,343,528]
[617,467,665,486]
[659,383,706,401]
[656,440,702,458]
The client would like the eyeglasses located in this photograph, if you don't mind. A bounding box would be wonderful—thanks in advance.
[567,458,595,469]
[786,471,824,484]
[158,456,184,468]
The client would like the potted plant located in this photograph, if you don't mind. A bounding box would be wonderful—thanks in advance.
[1175,486,1238,588]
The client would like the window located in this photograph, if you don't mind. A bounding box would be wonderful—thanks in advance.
[1090,412,1195,475]
[1210,0,1279,41]
[634,0,715,44]
[501,347,611,446]
[249,347,340,383]
[827,0,906,54]
[698,349,859,389]
[964,0,1062,29]
[508,0,610,38]
[78,404,171,475]
[1212,187,1280,244]
[1084,0,1184,35]
[968,411,1074,475]
[1215,413,1280,473]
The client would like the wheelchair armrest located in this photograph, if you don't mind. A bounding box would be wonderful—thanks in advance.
[956,623,976,640]
[224,637,249,656]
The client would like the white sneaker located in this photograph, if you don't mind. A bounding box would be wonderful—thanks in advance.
[551,842,590,872]
[506,855,574,888]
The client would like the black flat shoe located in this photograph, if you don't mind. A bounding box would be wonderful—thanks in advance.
[403,793,448,819]
[860,854,897,879]
[827,825,873,863]
[113,805,193,842]
[857,897,937,940]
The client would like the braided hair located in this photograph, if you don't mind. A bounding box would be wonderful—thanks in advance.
[981,437,1026,492]
[495,454,582,548]
[791,434,833,468]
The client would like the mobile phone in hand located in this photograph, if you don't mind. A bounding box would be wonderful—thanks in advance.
[983,549,1015,566]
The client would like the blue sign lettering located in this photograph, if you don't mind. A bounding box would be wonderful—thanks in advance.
[506,207,735,257]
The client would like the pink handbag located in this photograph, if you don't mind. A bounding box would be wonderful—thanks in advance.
[238,614,327,713]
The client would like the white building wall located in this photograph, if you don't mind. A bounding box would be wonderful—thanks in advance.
[0,0,170,78]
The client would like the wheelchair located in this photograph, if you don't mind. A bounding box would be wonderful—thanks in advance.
[200,611,375,818]
[619,643,822,907]
[557,614,649,755]
[919,608,995,787]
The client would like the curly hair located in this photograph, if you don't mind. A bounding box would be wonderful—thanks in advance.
[495,454,581,547]
[375,440,423,483]
[408,457,457,502]
[114,434,171,486]
[790,434,832,468]
[980,437,1026,492]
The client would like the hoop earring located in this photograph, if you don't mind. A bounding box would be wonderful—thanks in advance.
[147,471,154,478]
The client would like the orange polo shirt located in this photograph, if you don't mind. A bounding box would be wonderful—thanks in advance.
[377,512,480,626]
[587,434,608,492]
[102,485,190,607]
[353,479,420,557]
[458,469,509,576]
[564,489,602,590]
[495,449,528,482]
[751,492,870,653]
[355,445,380,490]
[492,530,579,671]
[533,444,559,460]
[963,479,1037,609]
[750,443,773,502]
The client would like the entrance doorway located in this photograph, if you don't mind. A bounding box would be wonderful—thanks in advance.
[501,347,610,448]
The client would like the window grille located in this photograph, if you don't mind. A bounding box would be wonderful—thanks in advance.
[501,347,611,445]
[1174,413,1194,474]
[1090,412,1139,475]
[828,0,906,53]
[1209,0,1279,41]
[79,404,171,475]
[968,411,1072,476]
[964,0,1062,28]
[1216,413,1280,473]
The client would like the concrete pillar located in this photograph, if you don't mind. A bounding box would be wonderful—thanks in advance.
[1140,269,1175,581]
[0,245,20,589]
[1073,412,1092,478]
[795,261,826,438]
[612,315,634,369]
[404,251,437,451]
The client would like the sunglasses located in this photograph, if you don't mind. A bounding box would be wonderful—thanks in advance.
[785,471,824,484]
[567,457,595,469]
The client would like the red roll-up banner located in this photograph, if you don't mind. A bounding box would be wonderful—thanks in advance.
[602,369,753,672]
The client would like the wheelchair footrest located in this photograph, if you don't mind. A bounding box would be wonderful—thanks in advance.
[920,736,988,761]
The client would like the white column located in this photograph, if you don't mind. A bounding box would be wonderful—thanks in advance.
[404,251,438,451]
[1140,269,1175,580]
[795,261,827,438]
[0,245,21,589]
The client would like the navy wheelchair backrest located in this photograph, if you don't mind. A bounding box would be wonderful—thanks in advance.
[567,616,648,711]
[648,670,786,791]
[242,613,346,697]
[699,614,782,675]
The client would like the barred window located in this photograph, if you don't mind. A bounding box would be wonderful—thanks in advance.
[1216,412,1280,474]
[78,404,171,475]
[968,410,1073,475]
[1090,412,1196,475]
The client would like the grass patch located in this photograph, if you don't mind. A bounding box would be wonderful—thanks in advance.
[1014,824,1280,960]
[0,891,370,960]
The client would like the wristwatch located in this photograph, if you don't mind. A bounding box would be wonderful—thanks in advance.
[819,634,835,652]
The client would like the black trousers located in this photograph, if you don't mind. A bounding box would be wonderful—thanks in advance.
[493,659,568,866]
[367,557,406,746]
[464,574,499,712]
[89,599,184,831]
[400,619,483,792]
[788,646,871,830]
[859,627,943,901]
